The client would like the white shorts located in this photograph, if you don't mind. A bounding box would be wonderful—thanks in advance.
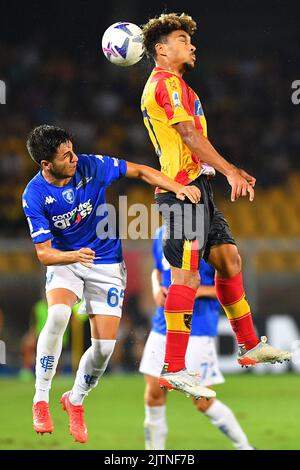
[45,261,127,317]
[139,331,224,387]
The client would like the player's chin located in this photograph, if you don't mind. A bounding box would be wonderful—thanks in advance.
[69,167,77,176]
[183,61,195,72]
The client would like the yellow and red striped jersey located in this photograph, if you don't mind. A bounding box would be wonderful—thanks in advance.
[141,67,215,191]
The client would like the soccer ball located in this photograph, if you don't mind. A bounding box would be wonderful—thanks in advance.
[102,22,144,67]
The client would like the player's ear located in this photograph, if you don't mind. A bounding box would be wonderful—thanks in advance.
[40,159,51,170]
[155,42,167,57]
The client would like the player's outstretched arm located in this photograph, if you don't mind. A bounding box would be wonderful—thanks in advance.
[174,121,255,202]
[125,161,201,203]
[35,240,95,267]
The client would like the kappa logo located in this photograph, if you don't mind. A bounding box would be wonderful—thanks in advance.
[62,189,75,204]
[45,196,56,205]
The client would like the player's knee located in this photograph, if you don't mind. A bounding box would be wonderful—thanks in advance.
[91,338,116,367]
[194,397,215,412]
[218,247,242,277]
[47,304,72,334]
[145,384,166,406]
[183,271,200,290]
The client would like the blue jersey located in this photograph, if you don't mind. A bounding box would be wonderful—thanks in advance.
[152,226,220,336]
[22,154,127,264]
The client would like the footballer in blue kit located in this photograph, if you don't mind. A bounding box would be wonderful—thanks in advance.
[139,225,254,450]
[23,124,201,443]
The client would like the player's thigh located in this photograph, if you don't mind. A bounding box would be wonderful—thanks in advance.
[139,331,166,376]
[155,191,207,273]
[89,314,120,340]
[208,243,241,276]
[171,266,200,289]
[83,262,126,317]
[45,264,84,307]
[46,288,78,308]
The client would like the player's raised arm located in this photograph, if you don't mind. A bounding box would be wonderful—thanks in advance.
[125,161,201,204]
[35,240,95,267]
[173,121,255,202]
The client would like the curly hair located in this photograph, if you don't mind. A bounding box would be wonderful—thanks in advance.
[142,13,197,60]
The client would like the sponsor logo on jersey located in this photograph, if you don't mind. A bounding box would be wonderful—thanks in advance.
[45,196,57,205]
[62,188,75,204]
[52,199,93,229]
[194,99,204,116]
[22,199,28,208]
[172,91,181,107]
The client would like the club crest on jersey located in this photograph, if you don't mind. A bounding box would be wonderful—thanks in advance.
[62,189,75,204]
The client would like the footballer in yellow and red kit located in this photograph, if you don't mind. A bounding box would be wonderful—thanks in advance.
[141,66,235,273]
[141,67,215,190]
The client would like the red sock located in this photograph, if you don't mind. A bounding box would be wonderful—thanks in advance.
[164,284,196,372]
[215,272,259,350]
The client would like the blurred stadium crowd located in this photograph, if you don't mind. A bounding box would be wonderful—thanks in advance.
[1,1,300,373]
[1,39,300,238]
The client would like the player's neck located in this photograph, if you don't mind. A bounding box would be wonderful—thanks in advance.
[41,169,72,187]
[155,61,183,77]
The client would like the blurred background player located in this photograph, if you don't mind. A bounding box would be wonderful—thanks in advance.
[22,124,201,444]
[139,225,254,450]
[141,13,291,396]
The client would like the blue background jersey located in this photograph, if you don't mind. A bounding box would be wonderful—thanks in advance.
[152,225,220,336]
[22,154,127,264]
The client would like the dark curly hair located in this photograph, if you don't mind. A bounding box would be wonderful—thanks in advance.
[27,125,73,165]
[142,13,197,60]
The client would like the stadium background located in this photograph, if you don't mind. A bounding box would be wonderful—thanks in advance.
[0,0,300,449]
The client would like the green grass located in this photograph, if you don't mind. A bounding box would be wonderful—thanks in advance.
[0,373,299,450]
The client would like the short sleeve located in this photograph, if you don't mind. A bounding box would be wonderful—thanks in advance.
[22,187,53,244]
[85,154,127,187]
[155,76,194,125]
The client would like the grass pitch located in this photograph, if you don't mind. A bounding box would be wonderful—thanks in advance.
[0,373,299,450]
